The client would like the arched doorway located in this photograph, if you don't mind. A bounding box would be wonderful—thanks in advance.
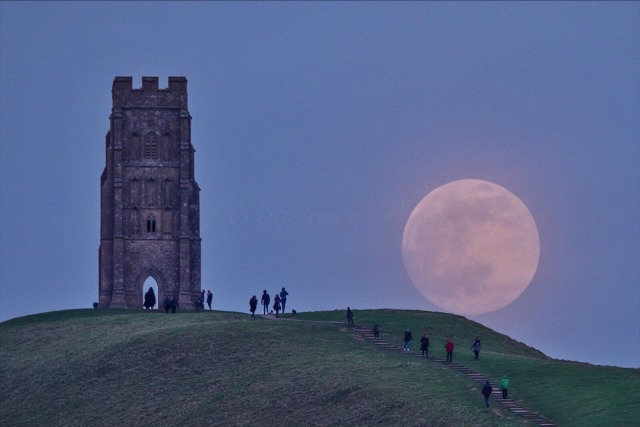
[142,276,159,309]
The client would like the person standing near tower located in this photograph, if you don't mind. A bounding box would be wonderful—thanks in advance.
[279,287,289,313]
[273,293,281,317]
[206,290,213,310]
[261,290,270,315]
[143,287,156,309]
[249,295,258,319]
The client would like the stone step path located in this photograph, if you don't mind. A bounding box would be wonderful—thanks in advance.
[351,325,555,426]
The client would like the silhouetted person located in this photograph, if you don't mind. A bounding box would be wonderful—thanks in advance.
[261,290,270,315]
[471,337,481,360]
[482,380,493,407]
[273,294,281,318]
[499,375,510,399]
[144,287,156,309]
[163,296,171,313]
[199,290,205,311]
[207,290,213,310]
[373,323,380,340]
[279,287,289,313]
[403,328,413,352]
[170,297,178,314]
[421,333,430,357]
[346,307,354,326]
[445,338,455,363]
[93,302,99,309]
[249,295,258,319]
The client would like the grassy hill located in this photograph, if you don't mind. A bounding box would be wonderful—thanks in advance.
[1,309,638,426]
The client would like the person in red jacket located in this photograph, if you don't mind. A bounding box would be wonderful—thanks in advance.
[445,338,455,363]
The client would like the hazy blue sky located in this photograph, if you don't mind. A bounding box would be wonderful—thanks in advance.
[1,2,638,368]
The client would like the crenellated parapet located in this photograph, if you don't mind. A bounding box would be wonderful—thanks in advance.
[111,76,189,110]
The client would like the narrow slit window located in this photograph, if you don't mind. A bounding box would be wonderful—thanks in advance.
[146,216,156,233]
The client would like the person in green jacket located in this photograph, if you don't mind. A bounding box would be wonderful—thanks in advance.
[498,375,510,399]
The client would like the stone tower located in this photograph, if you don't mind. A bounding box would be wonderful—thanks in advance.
[99,76,201,309]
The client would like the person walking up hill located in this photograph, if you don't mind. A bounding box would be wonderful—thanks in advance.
[471,337,481,360]
[482,380,493,407]
[420,333,430,357]
[346,307,354,326]
[499,375,510,399]
[403,328,413,352]
[445,338,455,363]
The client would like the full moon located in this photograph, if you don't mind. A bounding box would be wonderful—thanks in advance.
[402,179,540,315]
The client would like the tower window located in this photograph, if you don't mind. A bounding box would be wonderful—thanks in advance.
[146,216,156,233]
[144,134,158,160]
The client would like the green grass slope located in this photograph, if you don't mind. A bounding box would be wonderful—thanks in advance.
[0,309,638,426]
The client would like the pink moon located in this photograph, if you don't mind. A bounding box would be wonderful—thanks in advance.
[402,179,540,315]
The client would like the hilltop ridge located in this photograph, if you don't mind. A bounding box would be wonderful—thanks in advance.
[1,309,638,426]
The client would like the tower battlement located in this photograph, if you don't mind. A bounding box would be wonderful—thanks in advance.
[111,76,188,110]
[112,76,187,93]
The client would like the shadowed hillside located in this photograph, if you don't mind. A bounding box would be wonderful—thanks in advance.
[1,309,638,426]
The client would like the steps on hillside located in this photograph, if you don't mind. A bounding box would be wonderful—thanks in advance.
[350,323,555,426]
